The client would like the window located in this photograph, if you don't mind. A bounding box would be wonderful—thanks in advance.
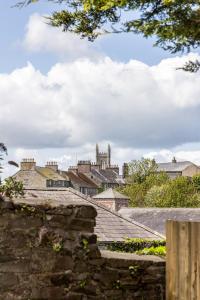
[46,180,70,188]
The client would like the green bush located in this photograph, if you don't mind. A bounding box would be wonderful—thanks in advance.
[107,238,166,253]
[136,246,166,257]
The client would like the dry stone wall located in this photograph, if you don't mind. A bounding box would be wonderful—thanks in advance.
[0,199,165,300]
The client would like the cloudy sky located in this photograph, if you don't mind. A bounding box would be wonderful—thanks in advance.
[1,1,200,176]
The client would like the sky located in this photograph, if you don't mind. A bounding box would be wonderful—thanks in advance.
[1,1,200,176]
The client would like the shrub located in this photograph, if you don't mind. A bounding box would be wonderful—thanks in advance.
[136,246,166,257]
[107,238,166,253]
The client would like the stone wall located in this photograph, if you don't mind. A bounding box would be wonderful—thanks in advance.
[0,199,165,300]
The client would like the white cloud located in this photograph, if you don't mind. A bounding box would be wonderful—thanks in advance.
[23,14,100,59]
[2,13,200,172]
[1,54,200,152]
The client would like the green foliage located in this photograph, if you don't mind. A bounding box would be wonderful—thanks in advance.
[79,279,87,288]
[0,177,24,199]
[82,238,89,250]
[127,158,158,184]
[107,238,166,253]
[136,246,166,257]
[192,174,200,191]
[144,176,200,207]
[118,160,169,207]
[52,242,63,252]
[118,157,200,208]
[18,0,200,69]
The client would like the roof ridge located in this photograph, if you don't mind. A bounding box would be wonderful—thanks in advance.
[67,188,164,239]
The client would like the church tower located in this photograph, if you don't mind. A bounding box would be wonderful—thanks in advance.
[96,144,111,169]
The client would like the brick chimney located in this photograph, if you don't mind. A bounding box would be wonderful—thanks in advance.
[77,161,91,173]
[45,161,58,172]
[20,159,36,171]
[122,163,129,178]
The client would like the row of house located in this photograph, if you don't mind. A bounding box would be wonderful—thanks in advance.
[13,144,125,197]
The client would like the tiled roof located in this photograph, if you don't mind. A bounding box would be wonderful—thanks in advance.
[119,208,200,236]
[93,188,129,200]
[157,161,195,172]
[13,188,163,242]
[36,167,68,181]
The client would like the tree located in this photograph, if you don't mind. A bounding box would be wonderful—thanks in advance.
[127,158,158,184]
[0,178,24,199]
[119,158,169,206]
[0,143,23,200]
[18,0,200,71]
[144,176,200,207]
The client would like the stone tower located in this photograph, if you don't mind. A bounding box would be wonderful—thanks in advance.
[96,144,111,169]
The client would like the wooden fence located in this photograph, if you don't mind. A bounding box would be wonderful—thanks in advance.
[166,220,200,300]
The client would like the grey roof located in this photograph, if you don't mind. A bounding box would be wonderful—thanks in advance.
[91,168,125,185]
[13,188,163,242]
[93,188,129,200]
[157,161,194,172]
[119,208,200,236]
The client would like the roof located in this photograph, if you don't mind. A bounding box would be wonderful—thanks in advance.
[13,188,163,242]
[119,208,200,236]
[157,161,195,172]
[91,168,125,184]
[93,188,129,200]
[36,167,69,181]
[66,171,98,188]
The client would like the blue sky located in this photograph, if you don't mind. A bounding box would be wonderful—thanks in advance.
[0,0,175,73]
[1,1,200,176]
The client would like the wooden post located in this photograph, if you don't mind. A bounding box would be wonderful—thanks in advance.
[166,220,200,300]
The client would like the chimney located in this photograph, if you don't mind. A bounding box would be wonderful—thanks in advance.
[77,160,91,173]
[172,157,177,163]
[122,163,129,178]
[20,158,36,171]
[45,161,58,172]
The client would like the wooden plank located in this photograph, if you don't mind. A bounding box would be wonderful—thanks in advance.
[166,221,200,300]
[166,220,179,300]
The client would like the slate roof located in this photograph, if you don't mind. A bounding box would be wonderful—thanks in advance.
[65,171,98,188]
[157,161,194,172]
[119,208,200,236]
[14,188,163,242]
[91,168,125,184]
[93,188,129,200]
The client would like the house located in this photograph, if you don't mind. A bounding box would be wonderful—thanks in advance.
[157,157,200,179]
[119,207,200,236]
[13,159,99,197]
[13,159,71,190]
[14,187,164,242]
[93,188,129,212]
[12,144,125,197]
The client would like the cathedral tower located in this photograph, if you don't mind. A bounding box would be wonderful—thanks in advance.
[96,144,111,169]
